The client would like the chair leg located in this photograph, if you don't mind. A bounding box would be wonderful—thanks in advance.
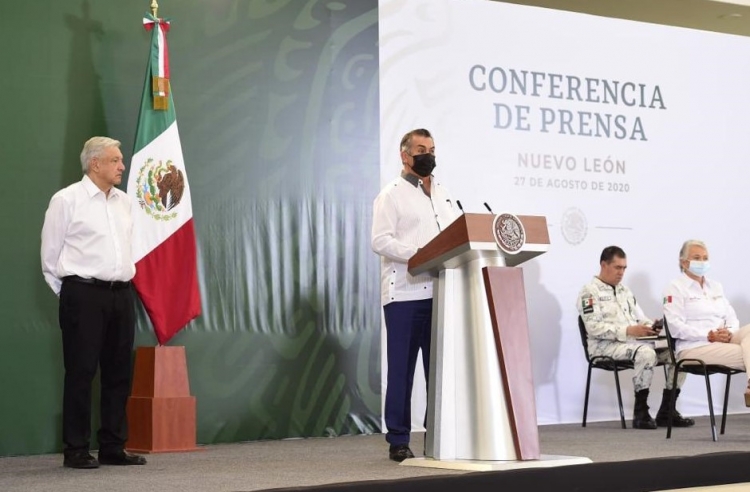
[703,374,717,442]
[583,366,593,427]
[721,374,732,435]
[613,368,627,429]
[666,370,679,439]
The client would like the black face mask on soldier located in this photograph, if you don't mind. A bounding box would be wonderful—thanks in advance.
[410,153,436,177]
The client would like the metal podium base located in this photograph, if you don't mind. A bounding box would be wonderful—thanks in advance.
[400,454,592,471]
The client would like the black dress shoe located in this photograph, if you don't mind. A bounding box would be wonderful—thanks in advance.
[98,450,147,466]
[63,452,99,469]
[389,444,415,463]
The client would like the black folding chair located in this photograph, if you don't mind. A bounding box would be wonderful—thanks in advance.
[663,318,744,441]
[578,316,633,429]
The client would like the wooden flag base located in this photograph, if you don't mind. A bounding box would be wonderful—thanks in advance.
[126,346,200,453]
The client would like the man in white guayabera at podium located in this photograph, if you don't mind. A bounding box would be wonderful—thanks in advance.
[371,128,458,462]
[577,246,694,430]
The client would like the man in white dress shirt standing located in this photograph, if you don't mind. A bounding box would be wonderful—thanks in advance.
[664,239,750,406]
[371,128,458,462]
[41,137,146,469]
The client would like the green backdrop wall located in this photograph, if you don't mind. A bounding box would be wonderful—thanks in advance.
[0,0,381,456]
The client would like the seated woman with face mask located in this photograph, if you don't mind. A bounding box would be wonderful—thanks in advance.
[663,239,750,406]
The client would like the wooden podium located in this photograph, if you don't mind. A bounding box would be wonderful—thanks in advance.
[126,346,199,453]
[408,213,549,463]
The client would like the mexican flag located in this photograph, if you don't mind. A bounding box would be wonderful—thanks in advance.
[126,13,201,345]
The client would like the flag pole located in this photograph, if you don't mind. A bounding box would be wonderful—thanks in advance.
[126,0,201,453]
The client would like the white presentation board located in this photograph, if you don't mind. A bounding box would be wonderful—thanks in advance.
[379,0,750,426]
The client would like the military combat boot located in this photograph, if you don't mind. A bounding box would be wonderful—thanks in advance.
[656,389,695,427]
[632,389,657,429]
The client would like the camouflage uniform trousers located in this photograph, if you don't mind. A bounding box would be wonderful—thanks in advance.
[589,341,686,392]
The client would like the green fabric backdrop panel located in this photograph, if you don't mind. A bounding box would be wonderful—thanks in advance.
[0,0,380,456]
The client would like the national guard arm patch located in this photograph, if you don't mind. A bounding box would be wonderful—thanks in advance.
[581,296,594,314]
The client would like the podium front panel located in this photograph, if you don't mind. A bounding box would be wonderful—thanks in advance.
[425,255,518,461]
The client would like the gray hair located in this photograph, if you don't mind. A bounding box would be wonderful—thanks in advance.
[80,136,121,174]
[679,239,707,272]
[399,128,433,153]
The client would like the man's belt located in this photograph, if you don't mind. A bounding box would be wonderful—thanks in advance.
[63,275,131,290]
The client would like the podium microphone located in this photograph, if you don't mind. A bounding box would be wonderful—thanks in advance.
[483,202,494,214]
[456,200,465,214]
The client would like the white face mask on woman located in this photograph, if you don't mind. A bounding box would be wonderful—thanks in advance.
[688,260,710,277]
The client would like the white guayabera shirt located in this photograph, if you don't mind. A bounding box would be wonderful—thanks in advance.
[371,173,458,306]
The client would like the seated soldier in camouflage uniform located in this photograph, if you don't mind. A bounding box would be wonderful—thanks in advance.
[577,246,694,429]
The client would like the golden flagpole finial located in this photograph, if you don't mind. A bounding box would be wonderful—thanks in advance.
[150,0,159,18]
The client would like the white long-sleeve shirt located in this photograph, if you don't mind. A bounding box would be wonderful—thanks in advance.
[371,173,458,306]
[41,175,135,295]
[663,273,740,355]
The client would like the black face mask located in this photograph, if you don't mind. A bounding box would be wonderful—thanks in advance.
[411,153,436,177]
